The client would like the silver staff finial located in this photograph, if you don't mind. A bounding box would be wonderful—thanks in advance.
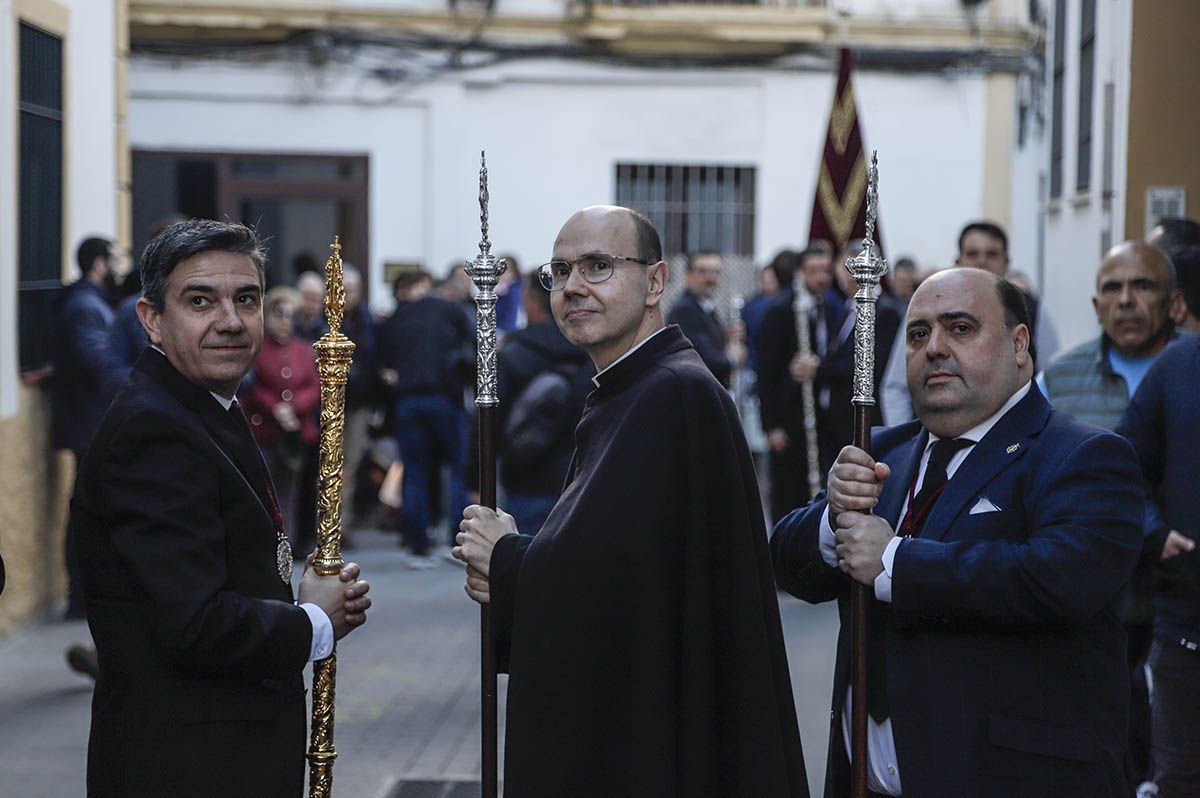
[479,151,491,255]
[863,151,878,248]
[845,149,889,407]
[465,150,507,407]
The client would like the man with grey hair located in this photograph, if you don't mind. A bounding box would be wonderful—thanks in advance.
[454,205,808,797]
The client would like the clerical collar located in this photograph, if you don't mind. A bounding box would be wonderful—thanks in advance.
[591,326,671,388]
[150,344,236,410]
[928,379,1032,448]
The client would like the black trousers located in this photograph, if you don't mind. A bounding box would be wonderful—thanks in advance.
[1150,639,1200,797]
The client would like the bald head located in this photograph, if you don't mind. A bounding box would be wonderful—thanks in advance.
[1093,241,1175,357]
[555,206,661,265]
[296,270,325,322]
[549,205,668,371]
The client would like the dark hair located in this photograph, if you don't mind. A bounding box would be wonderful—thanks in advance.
[790,241,832,273]
[77,237,112,275]
[1154,217,1200,254]
[1171,244,1200,320]
[995,274,1037,365]
[627,209,663,264]
[894,257,917,271]
[526,273,553,315]
[686,249,721,271]
[958,221,1009,255]
[767,249,800,288]
[392,269,431,296]
[139,220,265,310]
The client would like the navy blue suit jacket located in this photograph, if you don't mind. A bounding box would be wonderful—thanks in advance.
[772,384,1143,797]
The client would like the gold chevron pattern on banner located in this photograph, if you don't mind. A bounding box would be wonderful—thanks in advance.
[830,84,857,156]
[818,152,868,246]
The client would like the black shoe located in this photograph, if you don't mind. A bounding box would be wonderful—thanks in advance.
[66,644,99,681]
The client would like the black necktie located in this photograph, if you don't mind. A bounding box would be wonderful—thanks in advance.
[867,436,973,723]
[900,437,974,538]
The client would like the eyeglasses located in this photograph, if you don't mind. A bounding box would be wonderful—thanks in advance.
[536,253,654,292]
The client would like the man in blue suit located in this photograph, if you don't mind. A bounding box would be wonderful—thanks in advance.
[771,267,1144,797]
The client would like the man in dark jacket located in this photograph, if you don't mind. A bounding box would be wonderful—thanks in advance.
[454,206,808,798]
[71,219,370,797]
[773,268,1141,797]
[496,278,593,534]
[1117,333,1200,797]
[667,250,738,387]
[376,270,474,562]
[53,237,122,625]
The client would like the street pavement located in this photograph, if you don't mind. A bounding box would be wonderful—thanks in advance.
[0,529,839,797]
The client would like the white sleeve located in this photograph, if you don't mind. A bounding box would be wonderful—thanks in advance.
[819,505,840,567]
[300,602,335,661]
[873,536,904,603]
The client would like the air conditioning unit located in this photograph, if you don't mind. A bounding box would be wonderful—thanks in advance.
[1145,187,1187,236]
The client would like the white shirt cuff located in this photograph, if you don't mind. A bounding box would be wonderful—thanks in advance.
[874,536,903,603]
[819,505,839,567]
[301,602,335,661]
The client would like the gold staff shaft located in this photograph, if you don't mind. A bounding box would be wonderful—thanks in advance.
[308,236,356,798]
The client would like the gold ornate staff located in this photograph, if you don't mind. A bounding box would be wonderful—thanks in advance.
[307,236,356,798]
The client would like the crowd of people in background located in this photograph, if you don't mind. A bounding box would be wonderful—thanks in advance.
[47,212,1200,797]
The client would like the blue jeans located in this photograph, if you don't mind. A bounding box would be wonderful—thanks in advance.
[505,493,558,536]
[394,394,467,554]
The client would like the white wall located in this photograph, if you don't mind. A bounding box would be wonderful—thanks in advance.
[1041,0,1133,355]
[0,0,117,417]
[0,0,18,416]
[130,53,1008,316]
[64,0,118,271]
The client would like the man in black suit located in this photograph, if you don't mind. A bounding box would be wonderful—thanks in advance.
[666,250,740,388]
[71,219,372,797]
[771,268,1143,797]
[757,243,841,522]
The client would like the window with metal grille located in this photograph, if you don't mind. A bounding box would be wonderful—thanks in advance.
[1049,0,1066,200]
[614,163,756,258]
[1076,0,1096,192]
[18,21,64,373]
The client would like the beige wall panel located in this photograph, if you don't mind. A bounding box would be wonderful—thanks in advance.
[0,390,71,634]
[1125,0,1200,236]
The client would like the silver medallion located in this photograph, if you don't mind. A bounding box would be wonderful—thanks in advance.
[277,537,294,583]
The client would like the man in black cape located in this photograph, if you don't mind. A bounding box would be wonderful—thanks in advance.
[454,205,808,797]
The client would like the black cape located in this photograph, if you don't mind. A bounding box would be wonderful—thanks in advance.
[490,325,809,797]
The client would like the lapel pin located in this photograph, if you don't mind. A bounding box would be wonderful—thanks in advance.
[1006,443,1020,454]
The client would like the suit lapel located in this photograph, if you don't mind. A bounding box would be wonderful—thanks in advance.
[136,349,276,523]
[920,384,1051,541]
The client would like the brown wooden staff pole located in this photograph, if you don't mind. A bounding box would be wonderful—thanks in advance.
[850,409,872,798]
[464,151,504,798]
[843,150,888,798]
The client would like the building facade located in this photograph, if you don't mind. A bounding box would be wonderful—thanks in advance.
[1041,0,1200,353]
[0,0,127,632]
[126,0,1045,313]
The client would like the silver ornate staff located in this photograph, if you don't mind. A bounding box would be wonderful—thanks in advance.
[792,287,822,502]
[843,150,889,798]
[463,151,506,798]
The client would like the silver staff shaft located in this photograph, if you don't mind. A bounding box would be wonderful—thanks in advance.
[792,288,822,502]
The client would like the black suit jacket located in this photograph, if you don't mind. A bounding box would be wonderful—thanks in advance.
[771,385,1143,797]
[72,349,313,797]
[667,291,731,387]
